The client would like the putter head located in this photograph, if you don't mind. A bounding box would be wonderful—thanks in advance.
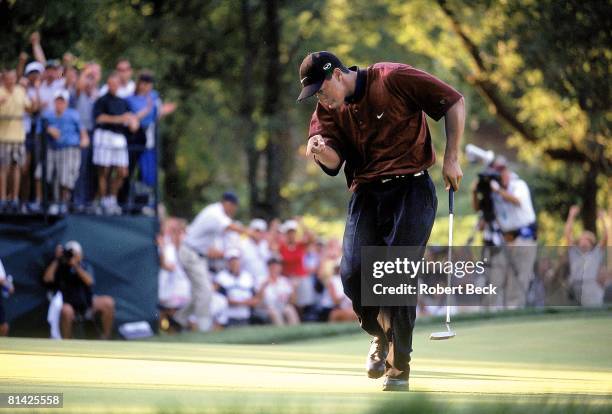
[429,330,456,340]
[429,323,456,340]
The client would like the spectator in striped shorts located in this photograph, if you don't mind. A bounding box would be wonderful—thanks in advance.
[0,69,35,212]
[35,90,89,214]
[92,73,138,214]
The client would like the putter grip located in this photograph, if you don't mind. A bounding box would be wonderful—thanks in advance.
[449,188,454,214]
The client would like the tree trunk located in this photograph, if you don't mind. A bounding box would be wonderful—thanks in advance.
[240,0,262,218]
[581,161,599,233]
[438,0,607,232]
[160,98,184,216]
[262,0,284,220]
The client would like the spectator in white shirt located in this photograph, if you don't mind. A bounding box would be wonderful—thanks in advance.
[99,59,135,98]
[319,261,357,322]
[157,217,191,332]
[259,256,299,326]
[176,192,250,331]
[487,157,538,308]
[38,60,65,112]
[490,161,537,239]
[215,249,260,327]
[27,32,65,112]
[240,218,272,287]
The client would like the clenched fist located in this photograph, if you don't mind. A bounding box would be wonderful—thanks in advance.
[306,134,327,157]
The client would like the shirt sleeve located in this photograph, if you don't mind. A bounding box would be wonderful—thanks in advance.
[385,65,463,121]
[152,90,161,120]
[83,261,95,286]
[216,211,232,231]
[308,104,346,176]
[36,114,44,134]
[568,246,579,263]
[72,110,85,132]
[92,97,104,122]
[121,98,130,114]
[509,180,530,208]
[22,88,32,108]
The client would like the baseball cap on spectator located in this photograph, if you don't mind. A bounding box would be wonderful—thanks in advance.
[282,219,298,233]
[138,71,154,83]
[54,89,70,101]
[267,256,283,265]
[491,155,508,172]
[297,51,347,102]
[25,61,45,75]
[249,218,267,232]
[225,248,241,260]
[222,191,239,205]
[45,59,61,69]
[65,240,83,256]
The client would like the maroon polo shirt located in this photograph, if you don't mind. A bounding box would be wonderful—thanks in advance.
[308,62,462,191]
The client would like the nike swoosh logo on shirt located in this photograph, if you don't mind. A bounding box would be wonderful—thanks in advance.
[376,112,384,119]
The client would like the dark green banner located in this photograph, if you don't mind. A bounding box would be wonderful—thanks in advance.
[0,215,159,337]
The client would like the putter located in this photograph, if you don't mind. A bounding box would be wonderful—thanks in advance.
[430,188,456,340]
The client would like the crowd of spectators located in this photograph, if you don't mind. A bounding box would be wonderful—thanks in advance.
[156,193,357,332]
[0,35,608,338]
[154,192,611,333]
[0,32,174,215]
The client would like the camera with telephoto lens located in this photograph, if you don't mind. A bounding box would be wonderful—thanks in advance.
[465,144,501,224]
[475,168,501,223]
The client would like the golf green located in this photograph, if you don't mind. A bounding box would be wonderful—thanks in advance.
[0,312,610,413]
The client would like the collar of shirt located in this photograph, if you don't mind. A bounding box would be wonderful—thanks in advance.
[344,66,367,104]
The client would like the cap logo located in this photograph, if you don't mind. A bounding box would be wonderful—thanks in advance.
[300,76,308,85]
[323,63,332,70]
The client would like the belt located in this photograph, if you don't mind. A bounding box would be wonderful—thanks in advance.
[502,222,537,241]
[380,171,426,184]
[183,243,208,259]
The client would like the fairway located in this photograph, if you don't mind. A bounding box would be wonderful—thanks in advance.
[1,312,611,413]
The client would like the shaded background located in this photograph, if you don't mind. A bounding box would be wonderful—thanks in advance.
[1,0,609,244]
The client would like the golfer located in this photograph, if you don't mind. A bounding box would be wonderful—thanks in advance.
[297,51,465,391]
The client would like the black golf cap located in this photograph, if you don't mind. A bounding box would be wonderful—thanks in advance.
[297,51,345,102]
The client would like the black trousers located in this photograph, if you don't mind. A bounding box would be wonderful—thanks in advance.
[340,172,437,380]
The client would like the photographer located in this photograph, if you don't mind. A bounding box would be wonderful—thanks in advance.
[43,241,115,339]
[472,156,537,308]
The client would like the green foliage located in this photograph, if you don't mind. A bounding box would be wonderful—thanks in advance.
[0,0,96,67]
[3,0,607,226]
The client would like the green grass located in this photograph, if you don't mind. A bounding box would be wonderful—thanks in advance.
[0,311,611,413]
[147,320,361,344]
[146,306,610,345]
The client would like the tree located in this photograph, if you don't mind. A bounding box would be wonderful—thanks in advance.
[386,0,609,233]
[0,0,95,68]
[435,0,610,232]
